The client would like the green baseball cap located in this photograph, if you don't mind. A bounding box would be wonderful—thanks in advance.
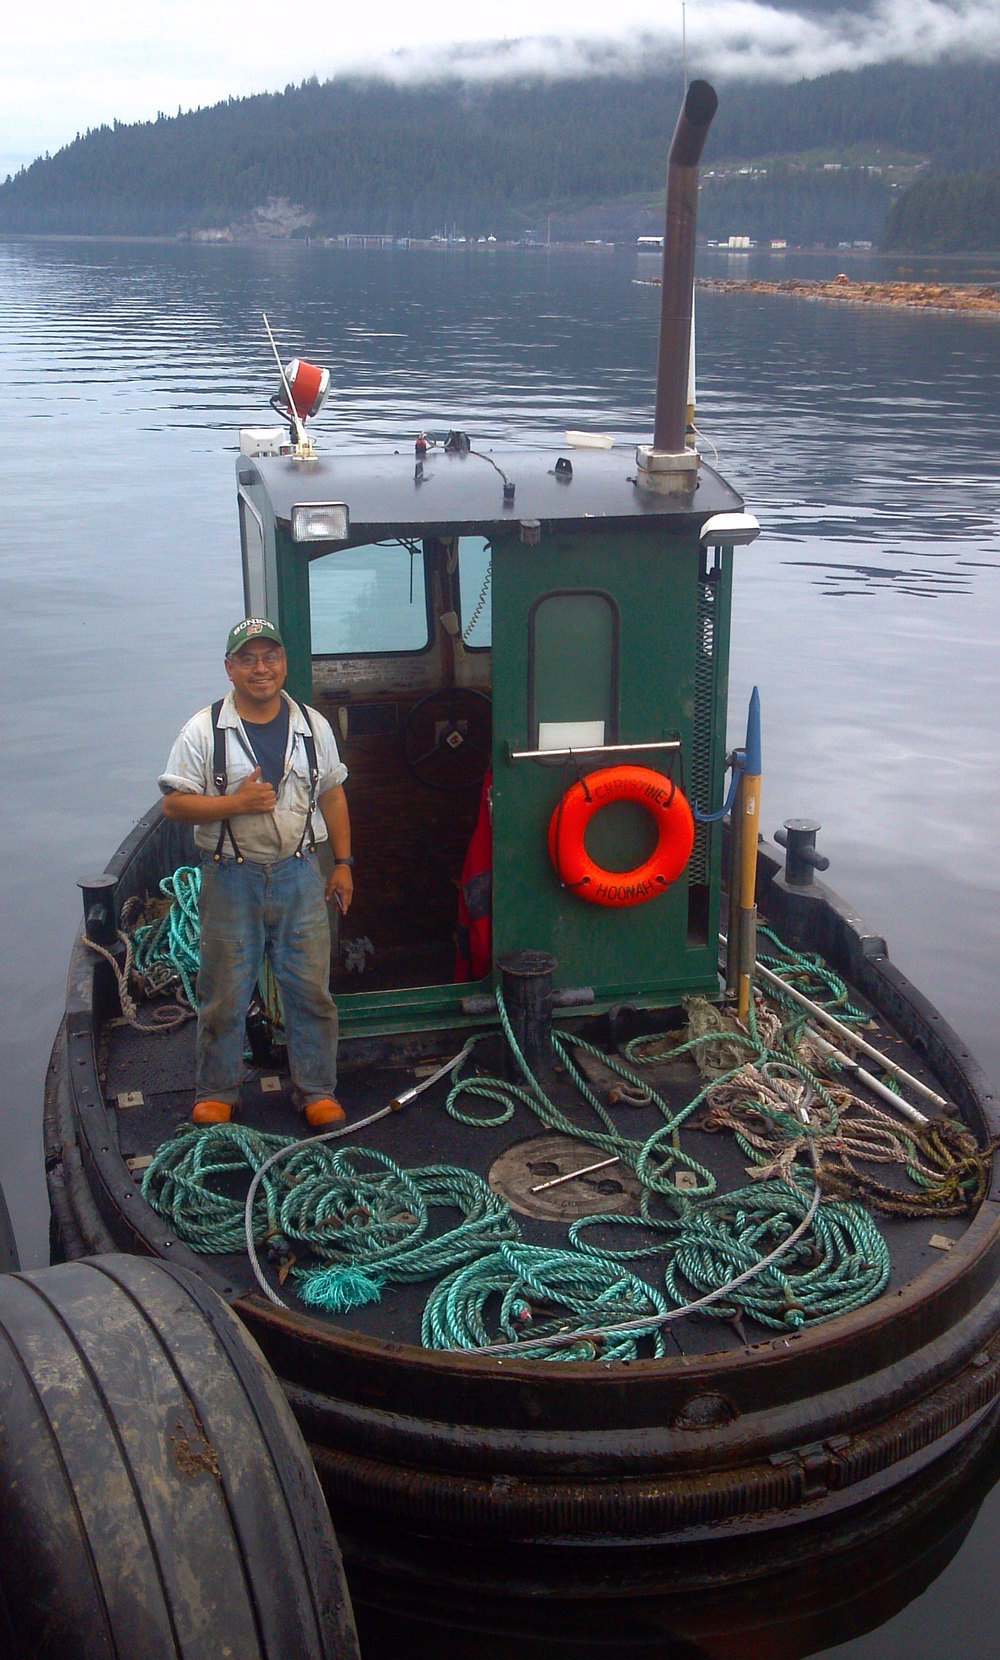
[225,618,284,656]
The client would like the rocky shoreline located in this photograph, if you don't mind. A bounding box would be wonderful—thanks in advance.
[696,276,1000,314]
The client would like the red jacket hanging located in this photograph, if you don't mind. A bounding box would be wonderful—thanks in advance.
[454,770,492,981]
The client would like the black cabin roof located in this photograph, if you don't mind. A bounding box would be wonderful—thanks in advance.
[237,441,745,542]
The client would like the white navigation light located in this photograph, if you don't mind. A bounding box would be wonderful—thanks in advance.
[292,503,349,542]
[699,512,761,546]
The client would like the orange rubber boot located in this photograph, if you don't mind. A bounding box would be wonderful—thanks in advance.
[192,1099,232,1125]
[304,1097,346,1128]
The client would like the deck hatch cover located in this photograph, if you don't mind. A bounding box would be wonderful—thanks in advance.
[488,1134,641,1221]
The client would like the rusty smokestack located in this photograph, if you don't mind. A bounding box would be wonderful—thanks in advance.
[637,79,718,495]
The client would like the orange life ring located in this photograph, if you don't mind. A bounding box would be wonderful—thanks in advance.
[547,765,694,908]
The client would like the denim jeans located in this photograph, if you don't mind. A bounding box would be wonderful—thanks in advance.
[196,852,338,1105]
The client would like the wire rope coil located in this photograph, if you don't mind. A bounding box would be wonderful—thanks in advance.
[547,765,694,906]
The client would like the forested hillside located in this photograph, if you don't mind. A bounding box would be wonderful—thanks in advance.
[2,57,999,246]
[882,168,1000,253]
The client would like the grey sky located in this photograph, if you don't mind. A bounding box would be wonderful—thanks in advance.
[3,0,997,178]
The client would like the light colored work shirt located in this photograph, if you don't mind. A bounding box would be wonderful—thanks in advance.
[159,689,348,862]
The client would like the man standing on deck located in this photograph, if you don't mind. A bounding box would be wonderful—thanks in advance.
[159,618,353,1129]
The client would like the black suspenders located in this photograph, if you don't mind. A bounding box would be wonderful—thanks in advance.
[295,707,321,857]
[210,699,319,864]
[211,699,242,864]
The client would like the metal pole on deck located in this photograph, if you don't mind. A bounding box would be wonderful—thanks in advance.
[725,775,744,1000]
[737,688,762,1022]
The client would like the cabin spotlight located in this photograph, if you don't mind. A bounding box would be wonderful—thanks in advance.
[291,502,349,542]
[280,359,331,420]
[699,512,761,546]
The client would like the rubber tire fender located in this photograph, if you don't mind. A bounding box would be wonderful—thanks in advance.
[0,1254,360,1660]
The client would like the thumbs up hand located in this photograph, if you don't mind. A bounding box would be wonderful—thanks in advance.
[233,766,277,815]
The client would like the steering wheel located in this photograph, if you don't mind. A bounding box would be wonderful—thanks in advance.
[401,689,492,792]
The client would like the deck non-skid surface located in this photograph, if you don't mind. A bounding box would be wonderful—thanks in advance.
[102,1007,972,1357]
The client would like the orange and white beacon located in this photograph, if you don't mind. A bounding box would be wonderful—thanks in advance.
[262,312,331,458]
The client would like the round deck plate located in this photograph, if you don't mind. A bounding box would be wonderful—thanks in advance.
[488,1133,641,1221]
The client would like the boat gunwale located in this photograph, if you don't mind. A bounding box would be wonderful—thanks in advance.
[274,1282,1000,1477]
[46,803,1000,1432]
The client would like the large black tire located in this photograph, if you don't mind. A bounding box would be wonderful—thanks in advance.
[0,1255,360,1660]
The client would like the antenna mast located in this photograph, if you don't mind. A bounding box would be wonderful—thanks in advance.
[262,311,308,452]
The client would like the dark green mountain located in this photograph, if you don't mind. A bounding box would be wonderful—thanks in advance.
[2,57,998,247]
[881,168,1000,253]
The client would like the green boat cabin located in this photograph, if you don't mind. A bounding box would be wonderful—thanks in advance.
[236,435,753,1037]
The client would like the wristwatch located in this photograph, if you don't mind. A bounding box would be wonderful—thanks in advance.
[334,856,354,867]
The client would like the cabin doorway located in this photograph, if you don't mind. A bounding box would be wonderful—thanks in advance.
[308,535,492,993]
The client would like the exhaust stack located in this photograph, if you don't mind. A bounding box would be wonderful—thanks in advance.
[636,79,718,496]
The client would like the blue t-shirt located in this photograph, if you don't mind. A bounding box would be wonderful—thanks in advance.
[244,703,290,792]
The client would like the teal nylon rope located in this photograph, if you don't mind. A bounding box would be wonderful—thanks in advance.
[283,1145,519,1307]
[446,990,765,1209]
[141,1122,288,1251]
[442,977,890,1341]
[128,860,296,1026]
[141,1124,520,1309]
[564,1173,888,1332]
[138,919,894,1350]
[757,920,869,1031]
[130,865,202,1008]
[446,983,843,1210]
[660,1178,890,1329]
[421,1238,672,1360]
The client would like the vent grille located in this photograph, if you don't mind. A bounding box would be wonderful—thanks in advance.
[689,577,718,883]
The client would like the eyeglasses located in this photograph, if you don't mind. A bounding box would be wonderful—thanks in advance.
[229,647,285,669]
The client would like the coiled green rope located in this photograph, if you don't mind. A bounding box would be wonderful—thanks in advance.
[283,1145,519,1308]
[562,1164,889,1334]
[757,922,868,1031]
[442,982,892,1342]
[130,865,201,1008]
[447,985,841,1213]
[660,1179,889,1330]
[446,992,760,1208]
[138,922,898,1350]
[141,1122,287,1251]
[421,1239,672,1360]
[141,1124,520,1311]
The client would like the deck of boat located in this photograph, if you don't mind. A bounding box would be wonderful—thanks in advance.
[100,981,981,1355]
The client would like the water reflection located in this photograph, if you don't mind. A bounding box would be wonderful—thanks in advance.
[781,557,975,598]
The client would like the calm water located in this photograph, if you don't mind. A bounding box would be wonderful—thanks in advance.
[1,238,999,1656]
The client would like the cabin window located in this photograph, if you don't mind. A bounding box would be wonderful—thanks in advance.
[458,538,492,650]
[528,590,619,752]
[309,542,430,656]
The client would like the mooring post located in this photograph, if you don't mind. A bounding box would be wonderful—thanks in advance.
[774,820,831,887]
[498,950,558,1086]
[77,874,118,949]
